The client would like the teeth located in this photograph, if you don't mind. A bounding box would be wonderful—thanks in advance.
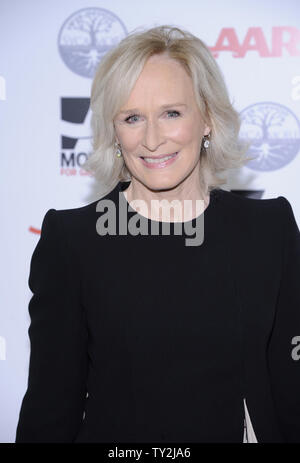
[143,153,177,163]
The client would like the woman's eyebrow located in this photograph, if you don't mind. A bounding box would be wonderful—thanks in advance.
[119,103,187,115]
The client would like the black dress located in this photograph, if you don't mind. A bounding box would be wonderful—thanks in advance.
[16,180,254,443]
[99,181,245,442]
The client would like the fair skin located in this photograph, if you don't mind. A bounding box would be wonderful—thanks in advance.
[113,53,211,222]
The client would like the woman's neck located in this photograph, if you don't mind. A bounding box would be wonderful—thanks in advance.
[122,177,210,223]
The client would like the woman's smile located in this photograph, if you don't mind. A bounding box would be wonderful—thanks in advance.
[140,151,179,168]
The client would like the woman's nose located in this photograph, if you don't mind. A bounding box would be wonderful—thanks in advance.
[142,119,164,152]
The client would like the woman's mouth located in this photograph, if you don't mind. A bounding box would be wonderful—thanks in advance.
[140,152,179,169]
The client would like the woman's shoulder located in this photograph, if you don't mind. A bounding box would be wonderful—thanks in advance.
[214,187,291,219]
[55,185,118,218]
[53,185,291,217]
[48,185,295,241]
[215,187,285,207]
[43,186,118,240]
[212,188,297,243]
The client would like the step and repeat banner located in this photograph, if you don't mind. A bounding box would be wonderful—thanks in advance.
[0,0,299,442]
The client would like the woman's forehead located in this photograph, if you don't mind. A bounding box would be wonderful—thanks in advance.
[125,58,194,103]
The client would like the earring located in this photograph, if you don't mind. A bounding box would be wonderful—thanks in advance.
[203,133,210,149]
[114,142,122,158]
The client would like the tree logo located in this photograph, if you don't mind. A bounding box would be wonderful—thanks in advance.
[58,7,127,78]
[239,102,300,171]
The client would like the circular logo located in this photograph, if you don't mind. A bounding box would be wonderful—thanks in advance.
[239,102,300,171]
[58,7,127,78]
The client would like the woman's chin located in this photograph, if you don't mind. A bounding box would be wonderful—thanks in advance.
[140,176,183,192]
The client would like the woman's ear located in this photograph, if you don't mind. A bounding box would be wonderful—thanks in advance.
[204,125,211,136]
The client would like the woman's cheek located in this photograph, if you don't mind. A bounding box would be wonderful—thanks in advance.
[169,122,195,143]
[122,127,143,152]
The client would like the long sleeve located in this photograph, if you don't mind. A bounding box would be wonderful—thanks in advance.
[15,209,89,442]
[267,197,300,443]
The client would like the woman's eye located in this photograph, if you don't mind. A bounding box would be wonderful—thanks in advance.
[125,114,140,124]
[124,110,180,124]
[167,110,180,118]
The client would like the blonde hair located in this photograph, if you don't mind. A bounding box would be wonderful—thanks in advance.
[83,24,251,195]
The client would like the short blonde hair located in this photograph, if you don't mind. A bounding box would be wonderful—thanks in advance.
[83,24,250,195]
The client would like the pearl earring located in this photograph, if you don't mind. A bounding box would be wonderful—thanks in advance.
[203,133,210,149]
[114,142,122,158]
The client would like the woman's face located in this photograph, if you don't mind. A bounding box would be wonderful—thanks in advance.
[114,54,210,191]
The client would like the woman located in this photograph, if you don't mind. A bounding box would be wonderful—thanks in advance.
[16,25,300,443]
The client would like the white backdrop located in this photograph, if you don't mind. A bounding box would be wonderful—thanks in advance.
[0,0,299,443]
